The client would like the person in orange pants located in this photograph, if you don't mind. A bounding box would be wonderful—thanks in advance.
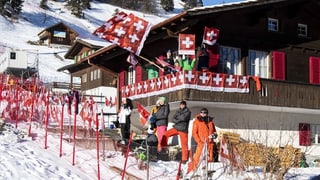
[190,108,217,171]
[160,101,191,163]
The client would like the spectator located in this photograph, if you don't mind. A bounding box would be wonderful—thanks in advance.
[153,96,170,151]
[190,108,217,171]
[160,100,191,164]
[118,98,133,145]
[179,54,196,71]
[163,50,174,75]
[197,43,209,71]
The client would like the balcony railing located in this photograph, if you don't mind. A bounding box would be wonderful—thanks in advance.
[121,70,320,109]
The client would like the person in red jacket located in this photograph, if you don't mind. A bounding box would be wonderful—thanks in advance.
[190,108,217,171]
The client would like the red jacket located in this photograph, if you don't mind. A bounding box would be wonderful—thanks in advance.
[192,114,216,144]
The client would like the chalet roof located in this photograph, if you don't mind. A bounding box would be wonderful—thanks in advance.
[58,0,312,74]
[64,38,110,59]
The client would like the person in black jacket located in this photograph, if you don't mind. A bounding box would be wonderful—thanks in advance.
[153,96,170,150]
[160,100,191,163]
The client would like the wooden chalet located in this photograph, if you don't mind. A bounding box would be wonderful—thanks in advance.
[62,38,117,96]
[59,0,320,155]
[38,22,78,47]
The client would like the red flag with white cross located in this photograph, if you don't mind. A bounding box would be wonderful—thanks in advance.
[178,34,195,55]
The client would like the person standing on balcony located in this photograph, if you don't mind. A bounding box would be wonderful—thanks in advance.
[153,96,170,150]
[160,100,191,164]
[197,43,209,71]
[118,97,133,145]
[163,50,175,75]
[179,54,196,71]
[189,108,217,171]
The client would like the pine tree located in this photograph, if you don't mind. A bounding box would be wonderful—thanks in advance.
[161,0,174,12]
[184,0,197,10]
[141,0,157,14]
[10,0,24,14]
[66,0,83,18]
[40,0,49,10]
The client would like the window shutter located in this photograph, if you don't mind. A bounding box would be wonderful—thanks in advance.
[119,70,125,88]
[135,65,143,83]
[272,51,286,80]
[309,56,320,84]
[299,123,311,146]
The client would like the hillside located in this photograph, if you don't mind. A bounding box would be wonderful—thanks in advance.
[0,0,182,83]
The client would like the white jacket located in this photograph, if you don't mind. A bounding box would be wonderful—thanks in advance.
[118,106,132,123]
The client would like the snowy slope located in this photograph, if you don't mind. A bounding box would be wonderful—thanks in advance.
[0,0,183,83]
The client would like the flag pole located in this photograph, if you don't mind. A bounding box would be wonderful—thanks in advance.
[138,55,164,72]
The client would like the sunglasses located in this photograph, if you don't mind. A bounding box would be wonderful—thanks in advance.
[200,111,208,114]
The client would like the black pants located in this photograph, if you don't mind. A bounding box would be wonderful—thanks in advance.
[120,120,130,142]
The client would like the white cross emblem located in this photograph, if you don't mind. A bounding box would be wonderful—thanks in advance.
[213,74,223,85]
[199,72,209,84]
[115,27,126,37]
[239,76,247,86]
[226,75,235,86]
[133,20,145,31]
[182,36,194,48]
[128,33,139,43]
[207,30,217,40]
[137,83,142,93]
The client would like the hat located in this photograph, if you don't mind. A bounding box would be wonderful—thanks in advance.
[158,96,166,103]
[147,128,154,134]
[180,100,186,105]
[200,108,208,113]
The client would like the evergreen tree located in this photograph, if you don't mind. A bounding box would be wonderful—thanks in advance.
[141,0,157,14]
[40,0,49,10]
[161,0,174,12]
[184,0,197,10]
[9,0,23,14]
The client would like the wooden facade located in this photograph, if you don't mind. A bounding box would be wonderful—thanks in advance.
[38,22,78,46]
[59,0,320,151]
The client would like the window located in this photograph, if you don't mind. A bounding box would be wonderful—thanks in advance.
[248,50,269,78]
[297,23,308,37]
[311,124,320,144]
[219,46,242,75]
[10,52,16,60]
[82,73,87,83]
[90,71,94,81]
[268,18,279,32]
[128,66,135,85]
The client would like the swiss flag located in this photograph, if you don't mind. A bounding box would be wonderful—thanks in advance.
[211,73,225,92]
[198,72,212,90]
[93,12,152,55]
[219,135,230,160]
[224,74,238,92]
[162,74,171,89]
[238,75,249,93]
[202,26,220,46]
[178,34,195,55]
[136,82,144,95]
[184,71,197,85]
[155,76,164,92]
[137,103,150,127]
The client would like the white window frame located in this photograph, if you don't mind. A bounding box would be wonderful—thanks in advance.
[248,50,270,78]
[311,124,320,144]
[219,46,242,75]
[82,73,87,83]
[268,18,279,32]
[297,23,308,37]
[128,66,135,85]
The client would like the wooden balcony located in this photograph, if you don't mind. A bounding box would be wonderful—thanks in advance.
[122,71,320,110]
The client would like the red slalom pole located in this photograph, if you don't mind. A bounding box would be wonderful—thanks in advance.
[44,90,50,149]
[59,96,65,157]
[72,99,77,166]
[28,76,37,136]
[122,131,133,180]
[14,86,19,129]
[95,113,101,180]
